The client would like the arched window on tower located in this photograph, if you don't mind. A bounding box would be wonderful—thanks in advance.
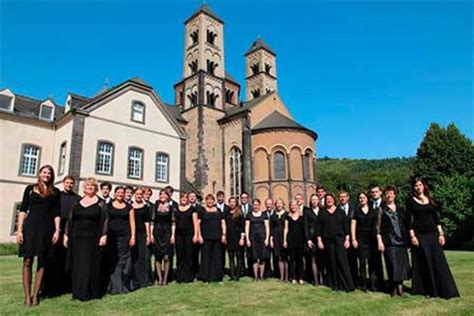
[251,89,261,98]
[304,152,312,180]
[207,60,218,75]
[225,89,235,104]
[265,63,272,75]
[250,63,259,76]
[190,30,199,45]
[188,60,198,74]
[206,30,217,45]
[230,147,242,198]
[206,91,219,107]
[188,92,197,107]
[274,151,286,180]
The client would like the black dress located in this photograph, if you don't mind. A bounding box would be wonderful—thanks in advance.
[131,204,151,290]
[352,207,377,260]
[106,204,132,294]
[18,185,60,259]
[246,212,270,262]
[174,206,196,283]
[198,209,224,282]
[67,199,107,301]
[303,208,318,253]
[316,208,354,291]
[225,212,245,253]
[270,211,286,259]
[405,198,459,299]
[152,202,173,261]
[287,214,305,281]
[376,205,410,286]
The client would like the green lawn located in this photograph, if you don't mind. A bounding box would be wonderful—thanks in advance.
[0,251,473,315]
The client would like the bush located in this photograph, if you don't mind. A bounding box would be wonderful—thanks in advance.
[0,243,18,256]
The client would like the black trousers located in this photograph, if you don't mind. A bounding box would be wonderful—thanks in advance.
[288,248,304,281]
[199,239,224,282]
[176,234,195,283]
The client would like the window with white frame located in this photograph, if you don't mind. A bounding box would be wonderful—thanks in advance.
[128,147,143,179]
[58,142,67,175]
[40,104,54,120]
[20,145,40,176]
[131,101,145,123]
[155,152,169,182]
[230,147,242,198]
[96,141,114,175]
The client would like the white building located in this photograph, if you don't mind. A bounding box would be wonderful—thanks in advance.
[0,77,187,242]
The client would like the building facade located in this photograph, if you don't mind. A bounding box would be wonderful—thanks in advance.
[0,4,317,242]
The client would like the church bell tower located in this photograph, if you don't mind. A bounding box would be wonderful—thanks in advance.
[245,37,277,101]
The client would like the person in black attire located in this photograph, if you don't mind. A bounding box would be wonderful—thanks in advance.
[130,188,151,290]
[270,199,287,282]
[43,175,81,297]
[263,198,275,278]
[245,198,270,282]
[369,185,385,291]
[197,194,227,283]
[63,177,108,301]
[106,186,136,294]
[216,191,229,272]
[225,197,245,281]
[124,186,134,206]
[100,182,113,204]
[406,177,459,299]
[316,186,327,208]
[376,185,410,297]
[189,191,204,278]
[165,185,179,209]
[338,191,358,287]
[173,192,199,283]
[239,192,252,276]
[151,189,173,286]
[284,200,306,285]
[16,165,60,306]
[316,193,354,292]
[304,194,322,286]
[143,187,155,285]
[351,191,377,291]
[296,193,312,283]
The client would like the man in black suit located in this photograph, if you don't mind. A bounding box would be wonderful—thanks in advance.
[143,187,155,285]
[216,191,230,214]
[369,185,385,291]
[316,186,327,208]
[165,185,179,210]
[263,198,275,278]
[338,190,358,288]
[239,192,251,276]
[100,181,113,204]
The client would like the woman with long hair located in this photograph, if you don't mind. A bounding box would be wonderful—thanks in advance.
[130,187,151,290]
[245,199,270,282]
[106,186,136,294]
[406,177,459,299]
[316,193,354,292]
[376,186,410,297]
[197,194,227,283]
[270,199,288,282]
[173,192,199,283]
[225,197,245,281]
[304,194,322,286]
[63,177,108,301]
[151,189,173,286]
[351,191,377,291]
[17,165,60,306]
[284,200,306,285]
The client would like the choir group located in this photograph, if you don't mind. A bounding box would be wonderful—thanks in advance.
[16,164,460,306]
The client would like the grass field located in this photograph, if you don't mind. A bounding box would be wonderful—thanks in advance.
[0,251,473,315]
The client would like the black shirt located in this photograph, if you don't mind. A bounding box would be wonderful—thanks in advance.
[199,209,223,240]
[316,207,349,239]
[405,198,440,233]
[174,206,196,235]
[286,214,305,249]
[134,204,151,234]
[352,207,376,234]
[60,190,81,221]
[108,204,132,236]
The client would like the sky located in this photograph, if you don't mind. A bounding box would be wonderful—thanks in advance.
[1,0,472,159]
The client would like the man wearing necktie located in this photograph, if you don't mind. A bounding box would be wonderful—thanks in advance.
[369,186,385,291]
[240,192,251,276]
[338,191,358,287]
[316,186,327,208]
[216,191,230,214]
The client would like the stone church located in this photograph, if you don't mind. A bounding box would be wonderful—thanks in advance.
[174,4,318,204]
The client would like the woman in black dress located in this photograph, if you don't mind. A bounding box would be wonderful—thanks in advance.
[406,177,459,299]
[151,189,173,286]
[173,192,199,283]
[376,186,410,297]
[351,191,376,291]
[63,177,107,301]
[16,165,60,306]
[304,194,321,286]
[225,197,245,281]
[106,186,136,294]
[284,200,306,285]
[197,194,227,283]
[316,193,354,292]
[270,199,287,282]
[130,187,151,290]
[245,199,270,282]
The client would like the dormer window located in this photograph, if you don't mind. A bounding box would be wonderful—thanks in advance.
[0,89,15,112]
[131,101,145,123]
[39,104,54,121]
